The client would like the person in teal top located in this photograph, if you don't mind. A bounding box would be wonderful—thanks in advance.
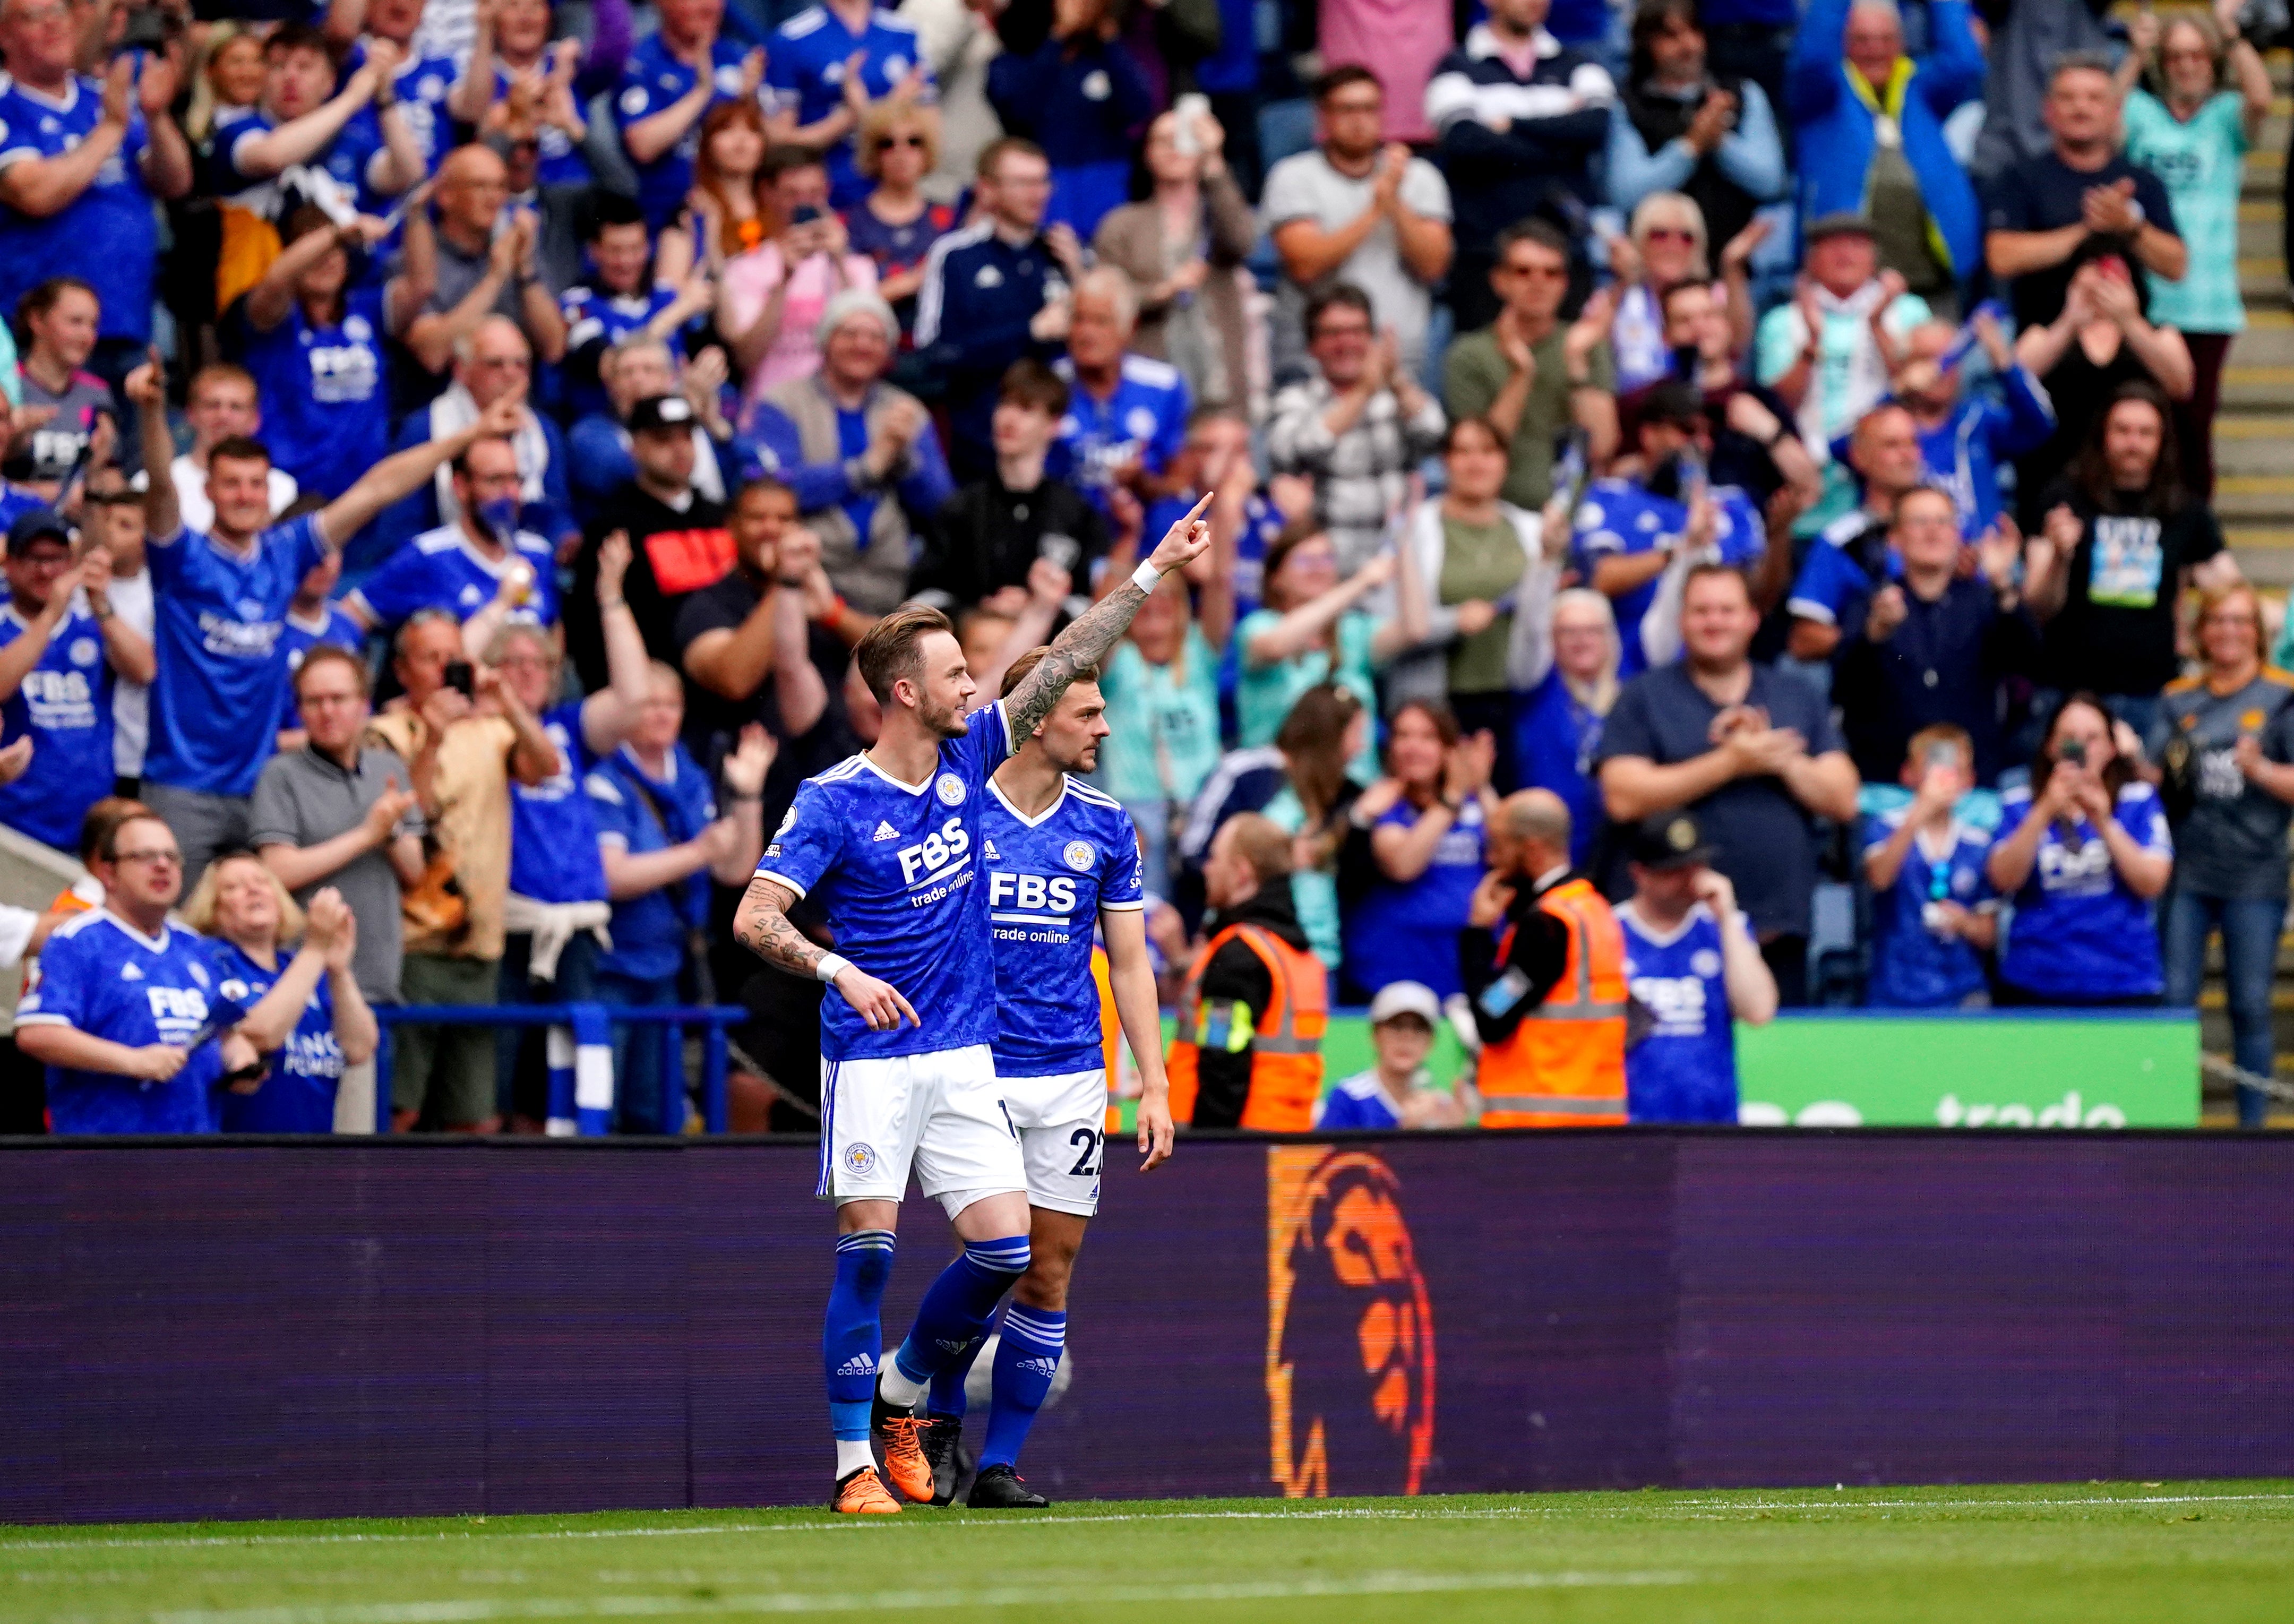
[1234,522,1423,780]
[2118,2,2271,502]
[1096,573,1228,897]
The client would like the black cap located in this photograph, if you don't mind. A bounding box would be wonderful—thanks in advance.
[4,506,71,557]
[627,394,695,434]
[1640,377,1706,429]
[1626,810,1714,872]
[1805,211,1876,244]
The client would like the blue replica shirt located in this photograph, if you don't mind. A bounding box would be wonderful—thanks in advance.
[1993,779,2172,1000]
[345,524,561,632]
[1050,356,1190,516]
[489,66,592,187]
[1313,1070,1405,1132]
[1915,368,2056,540]
[562,282,685,358]
[19,910,228,1135]
[0,603,113,851]
[757,700,1018,1060]
[1342,797,1484,1000]
[281,604,364,675]
[209,937,341,1133]
[1513,669,1603,867]
[980,773,1145,1078]
[145,515,328,798]
[1572,476,1765,675]
[512,700,609,905]
[766,3,934,205]
[209,105,377,204]
[341,44,460,202]
[1787,510,1897,639]
[1861,808,1994,1009]
[0,74,159,343]
[1618,901,1738,1125]
[587,742,720,981]
[614,34,766,227]
[238,285,388,503]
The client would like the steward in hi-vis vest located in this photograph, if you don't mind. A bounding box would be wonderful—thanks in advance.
[1460,789,1628,1127]
[1166,811,1328,1130]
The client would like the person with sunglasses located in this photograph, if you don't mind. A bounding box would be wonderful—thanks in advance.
[845,101,955,337]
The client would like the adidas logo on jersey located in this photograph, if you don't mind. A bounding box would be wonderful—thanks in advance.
[119,963,144,981]
[835,1353,878,1377]
[873,821,899,841]
[983,839,1001,860]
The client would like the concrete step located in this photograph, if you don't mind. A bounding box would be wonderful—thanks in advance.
[2226,526,2294,589]
[2220,363,2294,409]
[2213,424,2294,479]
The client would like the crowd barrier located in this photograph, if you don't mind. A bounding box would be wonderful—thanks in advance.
[3,1131,2288,1525]
[372,1004,749,1135]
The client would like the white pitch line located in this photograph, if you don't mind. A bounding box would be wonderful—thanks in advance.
[6,1492,2292,1558]
[144,1569,1700,1624]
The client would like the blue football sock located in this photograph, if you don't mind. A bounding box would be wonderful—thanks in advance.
[891,1234,1029,1388]
[823,1229,896,1441]
[980,1304,1066,1470]
[927,1354,975,1420]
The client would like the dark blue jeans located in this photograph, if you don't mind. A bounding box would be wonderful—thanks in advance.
[2163,888,2286,1129]
[598,965,682,1135]
[496,930,603,1125]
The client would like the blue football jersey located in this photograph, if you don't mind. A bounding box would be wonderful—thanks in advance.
[562,282,686,356]
[0,604,114,850]
[19,910,227,1135]
[1313,1070,1405,1131]
[1051,355,1190,517]
[1571,476,1764,675]
[488,66,591,187]
[146,515,328,798]
[512,700,609,906]
[1786,511,1901,637]
[0,74,159,343]
[210,936,341,1134]
[758,701,1018,1061]
[765,3,934,204]
[346,524,561,632]
[1619,901,1739,1124]
[341,45,460,204]
[280,604,364,675]
[1861,809,1994,1009]
[238,285,388,502]
[614,33,766,227]
[1992,780,2172,1000]
[981,774,1144,1077]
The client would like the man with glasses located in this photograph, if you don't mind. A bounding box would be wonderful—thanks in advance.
[1265,283,1446,578]
[342,434,563,641]
[1444,218,1619,512]
[371,315,579,564]
[914,137,1082,480]
[392,143,569,378]
[1264,67,1453,381]
[0,509,152,854]
[14,811,270,1135]
[251,647,427,1131]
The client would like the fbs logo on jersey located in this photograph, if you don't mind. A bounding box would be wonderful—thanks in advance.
[1267,1148,1436,1500]
[873,820,899,841]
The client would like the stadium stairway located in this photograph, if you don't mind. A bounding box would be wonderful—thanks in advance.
[2221,61,2294,587]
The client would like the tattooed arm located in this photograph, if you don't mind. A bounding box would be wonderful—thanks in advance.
[1004,492,1217,738]
[734,875,920,1031]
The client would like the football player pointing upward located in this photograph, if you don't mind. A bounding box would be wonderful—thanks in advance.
[735,493,1212,1515]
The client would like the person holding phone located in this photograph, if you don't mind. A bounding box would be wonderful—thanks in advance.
[718,148,879,409]
[1986,693,2172,1008]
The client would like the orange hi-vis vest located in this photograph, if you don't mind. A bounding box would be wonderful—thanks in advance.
[1165,922,1328,1131]
[1477,877,1629,1128]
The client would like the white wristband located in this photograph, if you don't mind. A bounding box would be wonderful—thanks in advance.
[1130,560,1162,594]
[815,952,852,985]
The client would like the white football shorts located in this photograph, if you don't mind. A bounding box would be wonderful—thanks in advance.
[1002,1066,1112,1217]
[819,1043,1027,1214]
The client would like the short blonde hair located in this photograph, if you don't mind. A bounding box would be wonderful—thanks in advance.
[179,850,308,946]
[1630,190,1710,278]
[856,100,941,180]
[2197,581,2267,666]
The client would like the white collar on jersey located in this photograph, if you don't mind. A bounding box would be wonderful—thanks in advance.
[987,774,1070,829]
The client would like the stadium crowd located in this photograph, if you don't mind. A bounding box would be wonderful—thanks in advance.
[0,0,2287,1137]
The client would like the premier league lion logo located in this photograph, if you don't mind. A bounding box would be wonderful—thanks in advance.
[1266,1148,1436,1497]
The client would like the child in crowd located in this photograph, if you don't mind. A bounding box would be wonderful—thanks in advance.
[1862,724,1998,1008]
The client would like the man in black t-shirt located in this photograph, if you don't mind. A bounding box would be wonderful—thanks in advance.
[673,478,835,776]
[1983,54,2185,332]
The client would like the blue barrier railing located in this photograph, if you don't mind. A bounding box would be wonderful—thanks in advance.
[372,1004,746,1136]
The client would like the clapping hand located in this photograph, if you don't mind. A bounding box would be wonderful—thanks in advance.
[723,723,777,797]
[363,781,417,844]
[1977,514,2022,591]
[1865,582,1908,641]
[0,735,32,788]
[2082,177,2144,237]
[596,529,632,604]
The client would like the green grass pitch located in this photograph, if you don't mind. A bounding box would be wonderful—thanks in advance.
[7,1482,2292,1623]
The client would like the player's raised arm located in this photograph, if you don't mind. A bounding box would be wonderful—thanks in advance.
[734,874,919,1031]
[1003,493,1215,740]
